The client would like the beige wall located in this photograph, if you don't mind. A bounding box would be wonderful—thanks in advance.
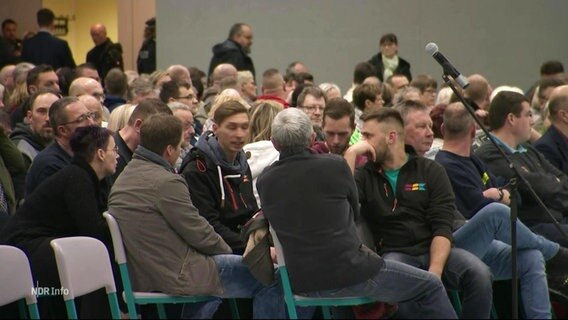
[0,0,42,40]
[117,0,155,71]
[42,0,118,65]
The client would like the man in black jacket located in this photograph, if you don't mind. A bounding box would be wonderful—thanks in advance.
[21,8,76,70]
[258,108,456,318]
[476,91,568,246]
[345,108,493,318]
[208,23,255,84]
[86,23,123,82]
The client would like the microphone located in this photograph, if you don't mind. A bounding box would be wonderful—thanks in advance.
[425,43,469,88]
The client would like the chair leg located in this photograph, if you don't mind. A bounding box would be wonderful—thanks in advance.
[228,299,240,319]
[18,300,27,319]
[321,306,332,319]
[107,293,122,319]
[285,297,298,319]
[156,304,167,319]
[448,290,462,316]
[28,303,40,320]
[65,300,79,319]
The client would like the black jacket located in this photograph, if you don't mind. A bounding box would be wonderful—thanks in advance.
[475,140,568,223]
[207,39,255,82]
[355,148,455,255]
[258,150,383,293]
[137,38,156,75]
[180,132,257,254]
[368,52,412,82]
[21,31,76,70]
[534,124,568,175]
[86,38,124,81]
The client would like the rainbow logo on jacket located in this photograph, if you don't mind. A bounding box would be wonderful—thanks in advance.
[404,183,426,191]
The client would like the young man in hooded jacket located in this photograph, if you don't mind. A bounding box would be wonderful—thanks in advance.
[181,100,257,255]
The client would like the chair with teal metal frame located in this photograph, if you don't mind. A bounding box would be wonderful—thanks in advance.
[269,226,379,319]
[0,245,41,319]
[103,212,239,319]
[50,236,121,319]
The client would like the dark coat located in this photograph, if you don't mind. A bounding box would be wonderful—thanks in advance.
[180,132,258,254]
[368,52,412,82]
[21,31,76,69]
[476,140,568,223]
[207,39,255,81]
[356,147,455,256]
[86,38,124,81]
[257,150,383,293]
[534,124,568,175]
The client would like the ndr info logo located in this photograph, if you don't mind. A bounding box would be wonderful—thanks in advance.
[31,282,69,296]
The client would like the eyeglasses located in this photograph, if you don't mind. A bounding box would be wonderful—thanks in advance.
[302,105,325,112]
[105,146,119,153]
[60,112,96,126]
[182,121,195,130]
[92,92,106,101]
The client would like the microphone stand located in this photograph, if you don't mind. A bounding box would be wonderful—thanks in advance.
[441,74,568,319]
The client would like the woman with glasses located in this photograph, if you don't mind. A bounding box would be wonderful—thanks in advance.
[0,126,118,318]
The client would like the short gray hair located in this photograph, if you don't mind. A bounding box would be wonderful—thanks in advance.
[271,108,313,154]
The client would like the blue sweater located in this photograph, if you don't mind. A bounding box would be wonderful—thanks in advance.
[435,150,503,219]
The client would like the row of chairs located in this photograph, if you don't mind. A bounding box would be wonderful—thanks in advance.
[0,212,408,319]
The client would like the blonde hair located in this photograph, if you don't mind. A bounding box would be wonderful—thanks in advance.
[248,100,283,143]
[208,88,250,118]
[108,104,136,132]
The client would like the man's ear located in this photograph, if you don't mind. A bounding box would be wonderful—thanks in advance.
[96,148,105,161]
[28,85,38,94]
[506,113,516,126]
[133,118,143,131]
[26,109,33,121]
[212,122,218,134]
[271,137,279,151]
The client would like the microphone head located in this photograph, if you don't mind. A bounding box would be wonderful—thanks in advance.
[425,42,439,55]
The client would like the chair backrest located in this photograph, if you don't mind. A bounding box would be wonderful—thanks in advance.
[268,226,287,268]
[102,211,127,264]
[0,245,37,306]
[50,237,117,301]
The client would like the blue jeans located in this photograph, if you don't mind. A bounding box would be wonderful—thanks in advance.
[383,248,492,319]
[182,254,308,319]
[302,259,456,319]
[453,202,554,318]
[528,216,568,247]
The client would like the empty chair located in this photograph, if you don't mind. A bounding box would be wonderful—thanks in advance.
[269,227,376,319]
[0,245,40,319]
[102,212,238,319]
[50,237,121,319]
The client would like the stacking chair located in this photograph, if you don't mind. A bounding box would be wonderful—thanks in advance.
[102,212,239,319]
[50,237,121,319]
[0,245,40,319]
[269,226,378,319]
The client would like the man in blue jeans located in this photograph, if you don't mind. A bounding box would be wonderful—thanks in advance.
[259,108,456,319]
[345,107,492,318]
[436,102,568,317]
[109,113,286,318]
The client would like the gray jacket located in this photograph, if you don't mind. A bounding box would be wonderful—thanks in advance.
[109,147,231,295]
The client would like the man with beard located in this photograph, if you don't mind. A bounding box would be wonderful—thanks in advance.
[344,108,493,318]
[10,89,59,170]
[311,98,368,167]
[208,23,255,83]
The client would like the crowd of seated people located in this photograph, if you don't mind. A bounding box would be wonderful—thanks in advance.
[2,9,568,319]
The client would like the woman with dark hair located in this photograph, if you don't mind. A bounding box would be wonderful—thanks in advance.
[0,126,118,318]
